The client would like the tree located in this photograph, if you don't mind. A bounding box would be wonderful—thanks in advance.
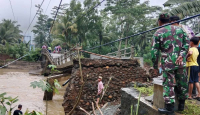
[167,1,200,18]
[163,0,196,7]
[52,15,78,49]
[32,13,53,48]
[0,19,22,45]
[104,0,161,56]
[164,0,200,32]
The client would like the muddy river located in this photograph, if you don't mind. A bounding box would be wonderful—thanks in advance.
[0,69,69,115]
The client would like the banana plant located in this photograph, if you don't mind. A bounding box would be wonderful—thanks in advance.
[0,92,19,115]
[23,109,43,115]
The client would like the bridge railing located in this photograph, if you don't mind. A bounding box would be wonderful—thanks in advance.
[51,47,78,66]
[106,45,134,59]
[41,49,55,64]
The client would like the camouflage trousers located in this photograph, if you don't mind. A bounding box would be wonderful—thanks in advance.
[163,68,188,104]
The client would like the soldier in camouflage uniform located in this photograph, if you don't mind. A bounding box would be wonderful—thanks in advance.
[151,13,190,114]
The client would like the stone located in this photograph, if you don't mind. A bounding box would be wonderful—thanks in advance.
[144,95,153,102]
[63,59,154,114]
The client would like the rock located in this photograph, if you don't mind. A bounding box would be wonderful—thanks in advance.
[144,94,153,102]
[63,59,154,114]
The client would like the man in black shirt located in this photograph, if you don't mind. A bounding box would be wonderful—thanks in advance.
[13,104,22,115]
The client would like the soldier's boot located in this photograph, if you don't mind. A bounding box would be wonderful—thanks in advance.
[158,103,174,114]
[178,100,185,111]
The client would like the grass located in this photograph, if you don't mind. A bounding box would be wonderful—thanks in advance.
[134,84,200,115]
[134,86,153,96]
[178,100,200,115]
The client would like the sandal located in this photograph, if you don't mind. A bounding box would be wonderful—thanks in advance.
[192,95,197,99]
[196,97,200,101]
[187,97,192,100]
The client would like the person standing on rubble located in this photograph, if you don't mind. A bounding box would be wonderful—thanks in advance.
[151,13,190,114]
[96,76,104,105]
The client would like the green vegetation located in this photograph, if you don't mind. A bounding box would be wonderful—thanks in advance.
[0,92,18,115]
[30,65,61,94]
[30,0,164,66]
[135,86,153,96]
[0,92,43,115]
[1,0,200,66]
[30,79,61,94]
[24,109,43,115]
[178,100,200,115]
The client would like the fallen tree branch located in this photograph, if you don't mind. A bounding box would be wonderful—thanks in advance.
[78,106,90,115]
[95,102,103,115]
[92,102,97,115]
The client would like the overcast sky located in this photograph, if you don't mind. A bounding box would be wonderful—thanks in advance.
[0,0,167,40]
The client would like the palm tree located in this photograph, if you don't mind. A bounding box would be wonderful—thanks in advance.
[163,0,195,7]
[0,19,22,45]
[168,1,200,18]
[53,16,78,49]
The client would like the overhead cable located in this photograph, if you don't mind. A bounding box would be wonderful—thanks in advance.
[48,0,63,36]
[24,0,45,36]
[8,0,16,21]
[29,0,32,24]
[85,13,200,51]
[45,0,52,14]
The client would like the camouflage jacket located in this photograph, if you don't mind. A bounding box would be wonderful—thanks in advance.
[151,25,190,71]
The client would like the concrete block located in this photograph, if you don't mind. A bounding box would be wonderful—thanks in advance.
[121,87,159,115]
[153,77,179,111]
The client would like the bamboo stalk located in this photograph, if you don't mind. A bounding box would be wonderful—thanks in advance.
[92,102,97,115]
[67,47,85,115]
[136,91,141,115]
[131,105,133,115]
[78,48,83,83]
[78,106,90,115]
[95,102,103,115]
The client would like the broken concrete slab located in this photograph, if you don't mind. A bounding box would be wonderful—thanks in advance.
[145,94,153,102]
[121,87,159,115]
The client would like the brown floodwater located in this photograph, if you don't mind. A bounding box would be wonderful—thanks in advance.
[0,69,69,115]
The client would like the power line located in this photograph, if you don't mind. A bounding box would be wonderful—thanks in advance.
[29,0,32,24]
[24,0,45,36]
[48,0,63,36]
[85,13,200,51]
[8,0,16,21]
[45,0,52,14]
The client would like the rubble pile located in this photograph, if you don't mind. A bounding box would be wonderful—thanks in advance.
[63,59,154,114]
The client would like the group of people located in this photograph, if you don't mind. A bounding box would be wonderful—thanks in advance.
[42,45,62,53]
[151,13,200,114]
[42,45,52,53]
[53,45,62,53]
